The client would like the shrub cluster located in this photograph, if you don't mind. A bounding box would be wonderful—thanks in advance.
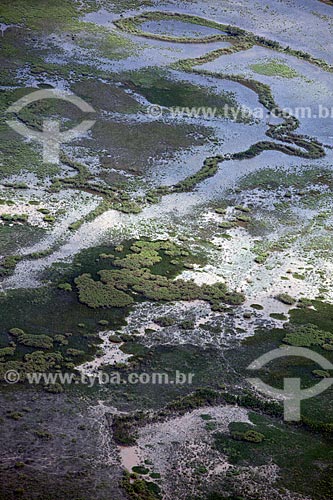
[74,240,244,310]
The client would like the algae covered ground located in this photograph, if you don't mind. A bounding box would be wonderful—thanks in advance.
[1,1,333,499]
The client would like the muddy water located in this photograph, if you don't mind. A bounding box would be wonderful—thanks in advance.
[118,445,142,471]
[140,19,225,38]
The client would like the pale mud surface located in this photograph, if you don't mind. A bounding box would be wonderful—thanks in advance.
[0,188,96,231]
[77,330,131,376]
[117,404,309,500]
[113,406,250,490]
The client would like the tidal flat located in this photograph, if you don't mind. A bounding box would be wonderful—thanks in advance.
[1,1,333,499]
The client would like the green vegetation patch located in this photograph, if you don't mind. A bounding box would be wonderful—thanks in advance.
[283,323,333,348]
[270,313,287,321]
[231,428,265,443]
[74,240,244,311]
[0,346,16,358]
[121,471,160,500]
[126,68,237,119]
[214,412,333,499]
[75,273,134,308]
[276,293,296,305]
[70,21,137,61]
[9,327,53,349]
[114,11,233,43]
[0,0,137,64]
[241,300,333,426]
[238,166,333,192]
[0,350,63,381]
[0,0,79,30]
[132,465,150,475]
[0,239,242,381]
[250,60,299,78]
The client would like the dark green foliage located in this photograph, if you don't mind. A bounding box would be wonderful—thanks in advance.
[98,319,109,326]
[149,472,161,479]
[6,411,24,421]
[283,323,333,348]
[112,414,139,445]
[236,214,251,223]
[33,430,53,440]
[54,334,68,345]
[44,383,64,393]
[121,471,160,500]
[254,252,269,264]
[200,414,213,420]
[74,240,244,310]
[235,205,251,213]
[58,282,72,292]
[75,273,134,308]
[132,466,150,475]
[297,298,313,309]
[24,351,63,371]
[1,255,22,270]
[0,351,63,382]
[218,221,235,230]
[43,215,55,223]
[180,319,195,330]
[231,429,265,443]
[14,462,25,469]
[9,328,53,349]
[0,213,28,223]
[109,334,122,343]
[66,348,85,357]
[155,316,176,327]
[215,412,333,499]
[270,313,287,321]
[276,293,296,305]
[0,346,16,358]
[7,327,24,335]
[250,303,264,310]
